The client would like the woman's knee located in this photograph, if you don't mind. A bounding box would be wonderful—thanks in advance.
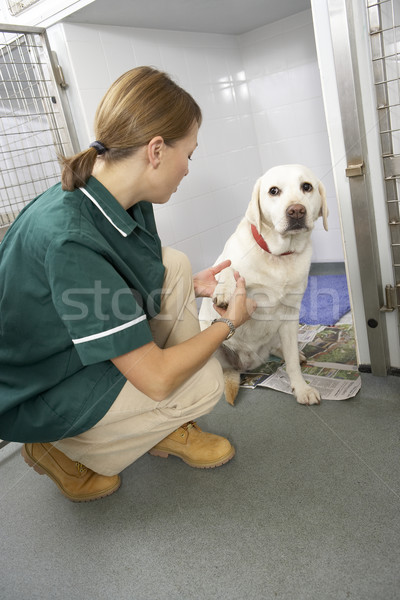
[162,247,193,286]
[159,356,224,416]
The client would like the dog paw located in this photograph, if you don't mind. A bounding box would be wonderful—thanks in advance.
[295,385,321,406]
[213,279,237,309]
[299,350,307,365]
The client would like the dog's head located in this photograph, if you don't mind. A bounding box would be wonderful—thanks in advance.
[245,164,329,235]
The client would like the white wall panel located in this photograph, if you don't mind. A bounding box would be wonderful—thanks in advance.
[48,9,342,269]
[239,10,343,262]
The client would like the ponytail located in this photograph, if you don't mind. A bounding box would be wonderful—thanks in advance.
[60,147,99,191]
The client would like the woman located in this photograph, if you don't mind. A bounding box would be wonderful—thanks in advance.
[0,66,255,502]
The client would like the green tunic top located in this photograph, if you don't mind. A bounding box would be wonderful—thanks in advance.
[0,177,165,442]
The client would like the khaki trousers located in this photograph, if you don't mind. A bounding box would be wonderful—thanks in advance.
[56,248,224,476]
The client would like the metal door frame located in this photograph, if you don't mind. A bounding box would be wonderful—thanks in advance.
[327,0,391,375]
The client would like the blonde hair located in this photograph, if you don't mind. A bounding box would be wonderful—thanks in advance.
[61,66,202,190]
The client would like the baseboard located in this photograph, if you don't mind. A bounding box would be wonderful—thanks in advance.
[358,364,400,377]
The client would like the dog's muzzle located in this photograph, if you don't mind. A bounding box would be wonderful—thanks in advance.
[285,203,307,231]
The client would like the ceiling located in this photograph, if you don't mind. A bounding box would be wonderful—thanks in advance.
[64,0,311,35]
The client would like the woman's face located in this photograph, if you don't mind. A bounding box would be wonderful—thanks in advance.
[154,122,199,204]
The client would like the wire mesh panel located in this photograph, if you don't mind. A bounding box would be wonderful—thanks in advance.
[0,26,74,230]
[367,0,400,313]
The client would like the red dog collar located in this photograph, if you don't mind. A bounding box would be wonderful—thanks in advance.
[251,224,294,256]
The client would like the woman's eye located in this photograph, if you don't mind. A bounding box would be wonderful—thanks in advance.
[268,187,280,196]
[188,155,193,161]
[302,182,313,192]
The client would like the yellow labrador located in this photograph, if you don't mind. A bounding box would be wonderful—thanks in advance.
[199,164,329,406]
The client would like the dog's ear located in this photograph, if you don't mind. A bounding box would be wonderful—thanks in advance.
[245,177,262,230]
[318,181,329,231]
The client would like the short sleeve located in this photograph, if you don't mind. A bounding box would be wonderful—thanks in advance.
[45,238,154,365]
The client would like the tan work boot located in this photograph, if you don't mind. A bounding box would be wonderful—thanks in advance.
[21,442,121,502]
[149,421,235,468]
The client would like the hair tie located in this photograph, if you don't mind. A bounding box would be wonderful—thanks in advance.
[89,141,108,155]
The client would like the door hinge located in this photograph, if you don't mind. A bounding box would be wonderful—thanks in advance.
[51,51,67,89]
[380,284,397,312]
[346,161,364,177]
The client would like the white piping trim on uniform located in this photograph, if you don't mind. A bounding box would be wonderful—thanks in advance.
[80,187,128,237]
[72,315,147,345]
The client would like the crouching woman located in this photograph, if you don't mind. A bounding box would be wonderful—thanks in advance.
[0,66,255,501]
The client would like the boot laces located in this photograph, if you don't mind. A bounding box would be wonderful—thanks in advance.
[177,421,200,438]
[75,462,87,473]
[182,421,196,431]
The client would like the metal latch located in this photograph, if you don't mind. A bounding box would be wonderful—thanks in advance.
[345,161,364,177]
[380,284,397,312]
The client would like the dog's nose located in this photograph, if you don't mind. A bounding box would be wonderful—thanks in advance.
[286,204,306,220]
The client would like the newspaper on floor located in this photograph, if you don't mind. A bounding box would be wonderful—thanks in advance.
[240,324,361,401]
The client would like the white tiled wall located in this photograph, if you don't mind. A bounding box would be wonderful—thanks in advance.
[239,11,343,262]
[48,8,344,271]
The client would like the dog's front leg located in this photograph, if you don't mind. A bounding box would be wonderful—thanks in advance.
[279,320,321,405]
[213,266,237,309]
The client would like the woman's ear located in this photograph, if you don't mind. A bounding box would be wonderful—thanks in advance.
[147,136,164,168]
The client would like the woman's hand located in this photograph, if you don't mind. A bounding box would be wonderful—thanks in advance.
[112,272,256,402]
[193,260,232,298]
[214,275,256,328]
[194,260,256,328]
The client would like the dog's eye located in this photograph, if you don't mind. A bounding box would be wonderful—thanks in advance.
[268,187,280,196]
[302,182,313,193]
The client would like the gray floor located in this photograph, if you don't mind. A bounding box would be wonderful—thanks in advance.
[1,263,399,599]
[1,372,400,600]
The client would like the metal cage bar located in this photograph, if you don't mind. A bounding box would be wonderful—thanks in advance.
[0,24,76,235]
[367,0,400,313]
